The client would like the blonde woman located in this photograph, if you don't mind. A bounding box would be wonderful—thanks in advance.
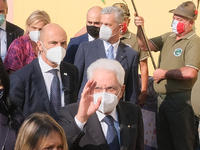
[4,10,50,74]
[15,113,68,150]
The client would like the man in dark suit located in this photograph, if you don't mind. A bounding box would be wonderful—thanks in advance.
[63,6,102,64]
[0,0,24,61]
[74,6,139,103]
[59,58,144,150]
[9,23,78,120]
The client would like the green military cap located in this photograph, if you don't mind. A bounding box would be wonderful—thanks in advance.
[169,1,198,20]
[113,2,130,18]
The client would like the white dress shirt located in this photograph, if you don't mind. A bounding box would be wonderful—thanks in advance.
[88,33,95,42]
[38,55,65,107]
[103,40,120,59]
[75,108,121,145]
[0,21,7,61]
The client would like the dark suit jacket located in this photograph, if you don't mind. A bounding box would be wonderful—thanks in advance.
[74,39,139,103]
[9,58,79,118]
[0,103,24,150]
[63,33,88,64]
[59,101,144,150]
[6,21,24,50]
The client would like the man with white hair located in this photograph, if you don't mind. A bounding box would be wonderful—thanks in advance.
[0,0,24,61]
[59,58,144,150]
[74,6,139,104]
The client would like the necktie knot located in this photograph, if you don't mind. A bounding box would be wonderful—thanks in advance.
[49,69,58,77]
[107,45,114,60]
[103,115,114,126]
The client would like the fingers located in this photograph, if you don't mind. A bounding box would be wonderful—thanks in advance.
[82,79,95,95]
[134,16,144,27]
[94,97,102,110]
[90,80,97,95]
[83,79,93,92]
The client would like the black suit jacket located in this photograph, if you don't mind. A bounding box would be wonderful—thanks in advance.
[9,58,79,118]
[6,21,24,50]
[59,101,144,150]
[74,39,139,103]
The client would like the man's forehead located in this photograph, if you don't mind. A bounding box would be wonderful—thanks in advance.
[100,14,115,22]
[173,14,189,20]
[0,0,6,9]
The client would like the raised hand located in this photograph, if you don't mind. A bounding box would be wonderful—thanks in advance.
[76,79,101,123]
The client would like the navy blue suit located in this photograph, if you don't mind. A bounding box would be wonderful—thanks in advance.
[64,33,88,63]
[9,58,79,118]
[74,39,139,103]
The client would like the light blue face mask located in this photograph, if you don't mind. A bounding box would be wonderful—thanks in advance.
[0,14,5,26]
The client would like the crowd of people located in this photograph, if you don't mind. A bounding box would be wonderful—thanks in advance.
[0,0,200,150]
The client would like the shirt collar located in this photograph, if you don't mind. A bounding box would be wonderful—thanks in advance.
[96,107,118,123]
[88,33,95,41]
[122,30,132,39]
[103,40,120,53]
[0,20,6,31]
[38,54,60,73]
[170,30,196,40]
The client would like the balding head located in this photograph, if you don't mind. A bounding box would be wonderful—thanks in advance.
[86,6,102,38]
[87,6,102,21]
[40,23,67,42]
[37,23,67,68]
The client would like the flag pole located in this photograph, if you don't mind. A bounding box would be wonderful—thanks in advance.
[130,0,157,70]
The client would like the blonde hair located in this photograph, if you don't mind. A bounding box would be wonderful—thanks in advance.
[14,113,68,150]
[25,10,51,35]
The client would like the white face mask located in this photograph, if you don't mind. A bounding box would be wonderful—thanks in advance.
[40,42,66,65]
[99,25,118,41]
[93,91,120,114]
[29,30,40,43]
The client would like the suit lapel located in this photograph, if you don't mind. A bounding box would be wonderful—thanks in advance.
[115,42,126,63]
[60,62,71,105]
[117,102,132,150]
[95,39,107,59]
[83,33,88,41]
[32,59,50,114]
[86,113,109,150]
[6,22,13,50]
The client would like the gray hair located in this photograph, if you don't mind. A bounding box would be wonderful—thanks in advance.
[101,6,124,25]
[87,58,125,86]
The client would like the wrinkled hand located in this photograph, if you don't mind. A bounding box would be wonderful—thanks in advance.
[134,13,144,27]
[138,91,147,108]
[153,69,167,83]
[76,80,101,123]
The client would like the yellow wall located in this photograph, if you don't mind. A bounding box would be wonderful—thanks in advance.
[13,0,200,75]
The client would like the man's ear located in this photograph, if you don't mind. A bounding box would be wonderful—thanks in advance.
[4,8,8,18]
[118,85,125,101]
[189,19,194,26]
[127,18,131,26]
[37,41,43,52]
[118,23,123,31]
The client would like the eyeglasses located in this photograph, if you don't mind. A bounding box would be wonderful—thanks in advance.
[94,86,119,93]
